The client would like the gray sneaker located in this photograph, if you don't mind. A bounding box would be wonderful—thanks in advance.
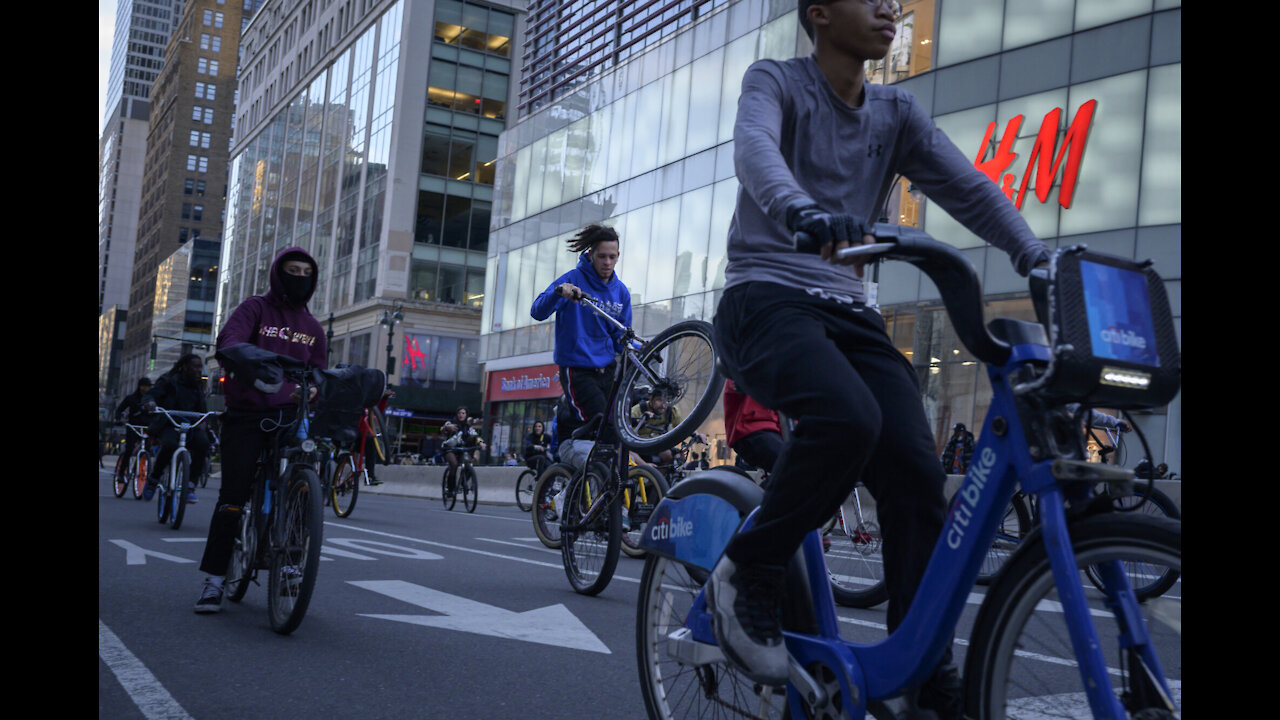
[705,556,789,686]
[194,578,225,614]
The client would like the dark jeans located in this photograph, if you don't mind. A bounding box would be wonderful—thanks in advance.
[199,409,293,577]
[714,282,948,634]
[149,424,210,482]
[731,429,784,476]
[559,363,618,446]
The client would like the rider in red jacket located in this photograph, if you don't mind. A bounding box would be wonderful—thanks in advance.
[722,379,782,476]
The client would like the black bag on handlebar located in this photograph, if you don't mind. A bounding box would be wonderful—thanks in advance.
[1029,246,1180,410]
[311,365,388,448]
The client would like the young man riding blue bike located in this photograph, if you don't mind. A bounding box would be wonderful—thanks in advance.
[706,0,1051,715]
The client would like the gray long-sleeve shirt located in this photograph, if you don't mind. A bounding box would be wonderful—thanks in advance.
[725,55,1050,302]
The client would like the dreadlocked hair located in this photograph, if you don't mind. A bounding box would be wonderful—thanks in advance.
[566,224,619,255]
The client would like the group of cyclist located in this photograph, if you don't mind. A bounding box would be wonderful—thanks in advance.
[102,0,1173,713]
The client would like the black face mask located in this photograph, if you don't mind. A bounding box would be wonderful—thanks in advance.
[280,273,314,304]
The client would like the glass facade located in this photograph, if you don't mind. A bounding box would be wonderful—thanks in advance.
[487,0,1180,469]
[218,1,407,330]
[152,239,220,373]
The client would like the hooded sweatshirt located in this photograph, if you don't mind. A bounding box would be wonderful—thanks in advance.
[530,254,632,369]
[216,246,328,412]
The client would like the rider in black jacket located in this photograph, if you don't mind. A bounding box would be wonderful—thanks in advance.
[143,354,211,503]
[114,377,153,481]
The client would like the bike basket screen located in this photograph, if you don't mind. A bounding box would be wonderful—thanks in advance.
[1079,260,1159,368]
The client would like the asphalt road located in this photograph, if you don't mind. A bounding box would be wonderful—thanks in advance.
[99,465,1180,719]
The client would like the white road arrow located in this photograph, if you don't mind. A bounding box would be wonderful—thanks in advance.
[349,580,611,654]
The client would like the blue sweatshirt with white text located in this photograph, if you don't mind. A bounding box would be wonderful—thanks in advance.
[530,254,633,369]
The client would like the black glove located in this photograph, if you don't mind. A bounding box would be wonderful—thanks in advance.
[787,204,869,254]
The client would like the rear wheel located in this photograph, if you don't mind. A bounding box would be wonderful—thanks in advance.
[561,463,621,595]
[169,451,190,530]
[621,466,668,559]
[462,466,478,513]
[268,468,323,635]
[532,463,573,549]
[442,468,457,511]
[824,484,888,608]
[330,454,359,518]
[964,514,1181,719]
[515,469,537,511]
[614,320,723,453]
[113,455,129,498]
[637,554,785,719]
[975,493,1032,586]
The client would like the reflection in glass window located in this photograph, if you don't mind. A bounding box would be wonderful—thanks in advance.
[867,0,936,84]
[1059,70,1146,236]
[936,0,1002,67]
[1140,64,1180,227]
[415,190,445,244]
[1076,0,1153,31]
[1002,0,1072,50]
[925,105,995,248]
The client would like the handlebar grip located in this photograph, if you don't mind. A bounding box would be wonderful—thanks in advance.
[793,231,823,255]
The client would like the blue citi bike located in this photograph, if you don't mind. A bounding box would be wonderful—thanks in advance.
[634,228,1180,719]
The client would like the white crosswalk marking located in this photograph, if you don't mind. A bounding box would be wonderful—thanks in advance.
[99,620,192,720]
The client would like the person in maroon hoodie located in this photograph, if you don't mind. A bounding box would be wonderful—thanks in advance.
[194,247,327,614]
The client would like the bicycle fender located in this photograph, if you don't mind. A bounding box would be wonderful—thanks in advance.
[638,468,762,570]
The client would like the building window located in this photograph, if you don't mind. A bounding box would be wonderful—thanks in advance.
[193,204,204,222]
[196,180,206,196]
[184,178,195,195]
[195,82,206,99]
[198,156,209,173]
[192,105,204,122]
[189,130,201,146]
[187,155,198,171]
[201,132,211,149]
[200,34,210,49]
[182,203,192,220]
[205,84,217,101]
[866,0,936,85]
[198,58,207,73]
[203,108,214,124]
[214,12,224,28]
[211,36,221,52]
[203,9,213,24]
[179,227,190,243]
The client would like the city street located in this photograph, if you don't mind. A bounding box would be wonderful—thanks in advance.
[99,463,1180,719]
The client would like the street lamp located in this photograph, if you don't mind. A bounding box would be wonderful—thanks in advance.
[380,304,403,378]
[326,312,335,364]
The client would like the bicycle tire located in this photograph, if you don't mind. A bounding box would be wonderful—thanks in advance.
[369,408,388,463]
[1084,484,1181,601]
[330,453,359,518]
[825,484,889,608]
[614,320,723,453]
[442,468,457,510]
[515,469,537,511]
[621,466,668,559]
[974,492,1032,586]
[113,455,129,498]
[560,462,622,595]
[964,513,1181,719]
[226,480,263,603]
[134,452,149,500]
[155,464,170,524]
[199,456,211,488]
[462,466,478,513]
[268,467,323,635]
[532,463,573,549]
[169,451,190,530]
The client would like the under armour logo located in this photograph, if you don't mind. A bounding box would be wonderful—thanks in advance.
[868,143,883,158]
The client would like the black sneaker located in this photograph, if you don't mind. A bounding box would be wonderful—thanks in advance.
[705,556,789,686]
[368,477,384,486]
[917,662,963,720]
[194,578,225,614]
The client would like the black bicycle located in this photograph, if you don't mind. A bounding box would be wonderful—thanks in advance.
[442,438,481,513]
[555,294,723,595]
[516,454,551,511]
[220,351,383,635]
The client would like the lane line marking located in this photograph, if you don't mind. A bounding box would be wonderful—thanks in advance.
[99,620,193,720]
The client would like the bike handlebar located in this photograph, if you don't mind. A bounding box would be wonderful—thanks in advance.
[794,223,1012,367]
[573,293,647,349]
[153,407,218,429]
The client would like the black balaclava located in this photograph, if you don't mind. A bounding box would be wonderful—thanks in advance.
[278,253,316,305]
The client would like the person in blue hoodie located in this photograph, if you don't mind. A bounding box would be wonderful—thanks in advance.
[530,224,631,471]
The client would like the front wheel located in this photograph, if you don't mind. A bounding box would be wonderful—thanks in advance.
[532,464,574,549]
[226,481,264,603]
[963,514,1181,719]
[974,493,1033,586]
[330,454,359,518]
[461,466,478,513]
[133,452,149,500]
[1084,484,1181,601]
[515,469,537,511]
[824,484,888,608]
[268,468,323,635]
[560,463,621,595]
[368,408,389,463]
[620,466,668,559]
[442,468,457,511]
[169,451,191,530]
[614,320,723,453]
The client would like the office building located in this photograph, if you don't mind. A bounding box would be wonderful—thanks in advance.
[215,0,523,453]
